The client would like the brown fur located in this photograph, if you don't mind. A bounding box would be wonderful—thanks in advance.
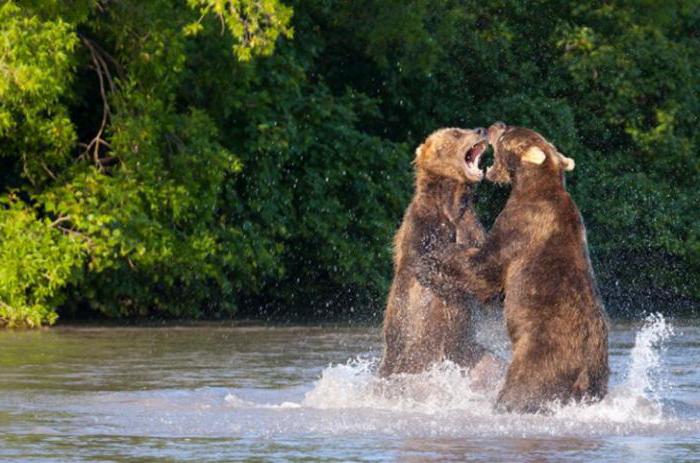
[417,123,609,412]
[378,127,490,377]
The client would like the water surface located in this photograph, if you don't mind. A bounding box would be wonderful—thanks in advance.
[0,314,698,462]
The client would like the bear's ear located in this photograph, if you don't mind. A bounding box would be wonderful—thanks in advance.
[415,144,425,158]
[558,153,575,171]
[521,146,546,165]
[414,143,426,165]
[414,139,433,164]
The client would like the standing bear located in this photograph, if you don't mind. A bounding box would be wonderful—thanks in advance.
[418,123,609,412]
[379,126,500,379]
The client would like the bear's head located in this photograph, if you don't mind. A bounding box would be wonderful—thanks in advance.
[414,127,488,183]
[485,122,575,185]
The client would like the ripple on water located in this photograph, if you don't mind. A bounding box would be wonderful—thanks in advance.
[2,314,700,462]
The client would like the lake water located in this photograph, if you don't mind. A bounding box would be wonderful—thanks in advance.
[1,313,698,462]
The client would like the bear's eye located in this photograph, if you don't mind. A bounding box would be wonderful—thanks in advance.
[450,129,463,139]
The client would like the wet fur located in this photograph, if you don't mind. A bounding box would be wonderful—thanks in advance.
[379,129,489,377]
[417,126,609,412]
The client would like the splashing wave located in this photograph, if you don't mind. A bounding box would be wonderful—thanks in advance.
[225,314,697,436]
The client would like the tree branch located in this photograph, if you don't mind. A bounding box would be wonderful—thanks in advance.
[80,36,118,170]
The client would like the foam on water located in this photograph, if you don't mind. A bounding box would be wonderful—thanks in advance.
[224,313,696,436]
[552,313,674,424]
[302,357,492,414]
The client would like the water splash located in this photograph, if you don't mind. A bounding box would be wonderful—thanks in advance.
[626,312,674,398]
[224,314,685,435]
[302,357,493,414]
[556,313,675,424]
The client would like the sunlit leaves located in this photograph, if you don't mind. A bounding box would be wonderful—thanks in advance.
[0,2,78,182]
[0,0,698,327]
[185,0,293,60]
[40,89,240,316]
[0,195,85,327]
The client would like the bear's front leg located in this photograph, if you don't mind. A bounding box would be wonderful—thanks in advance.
[416,244,500,303]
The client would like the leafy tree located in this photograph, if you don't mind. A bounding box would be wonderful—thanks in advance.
[0,0,697,326]
[0,194,84,327]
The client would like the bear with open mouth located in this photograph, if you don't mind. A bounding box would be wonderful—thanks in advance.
[417,122,609,413]
[379,127,502,381]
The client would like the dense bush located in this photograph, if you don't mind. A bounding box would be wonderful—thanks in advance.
[0,0,697,326]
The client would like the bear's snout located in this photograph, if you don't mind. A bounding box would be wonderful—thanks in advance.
[488,122,507,146]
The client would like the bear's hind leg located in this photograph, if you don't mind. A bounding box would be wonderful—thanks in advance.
[495,358,552,414]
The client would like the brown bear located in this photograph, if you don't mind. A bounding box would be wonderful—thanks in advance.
[417,123,609,412]
[378,126,500,379]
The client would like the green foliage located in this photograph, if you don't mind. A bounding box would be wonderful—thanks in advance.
[552,2,700,308]
[0,195,84,327]
[40,93,240,317]
[0,2,77,184]
[185,0,293,60]
[179,13,411,313]
[0,0,697,326]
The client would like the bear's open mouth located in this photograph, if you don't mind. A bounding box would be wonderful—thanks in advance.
[464,141,487,180]
[466,142,487,164]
